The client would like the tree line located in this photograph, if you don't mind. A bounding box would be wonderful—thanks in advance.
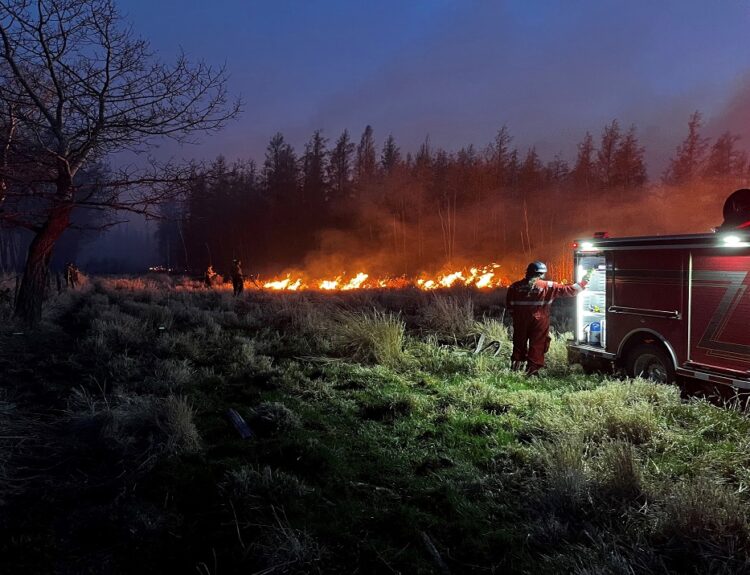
[160,112,748,279]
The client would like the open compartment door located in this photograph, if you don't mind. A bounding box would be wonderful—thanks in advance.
[575,254,607,347]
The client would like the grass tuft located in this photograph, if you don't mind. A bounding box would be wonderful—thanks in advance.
[162,395,201,454]
[328,309,406,367]
[419,294,475,342]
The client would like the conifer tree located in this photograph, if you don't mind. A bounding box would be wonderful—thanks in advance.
[663,111,709,185]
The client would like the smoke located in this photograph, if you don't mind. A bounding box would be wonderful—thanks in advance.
[709,74,750,143]
[289,179,731,283]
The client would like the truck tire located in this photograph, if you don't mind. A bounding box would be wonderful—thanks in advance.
[626,343,675,384]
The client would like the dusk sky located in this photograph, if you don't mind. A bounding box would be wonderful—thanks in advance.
[117,0,750,174]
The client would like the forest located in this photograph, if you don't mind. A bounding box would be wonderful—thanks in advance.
[153,112,748,282]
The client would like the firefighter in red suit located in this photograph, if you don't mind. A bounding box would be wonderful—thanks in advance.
[506,261,590,376]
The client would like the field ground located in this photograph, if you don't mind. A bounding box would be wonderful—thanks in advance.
[1,275,750,574]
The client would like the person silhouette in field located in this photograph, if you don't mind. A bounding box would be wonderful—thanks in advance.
[231,259,244,296]
[506,261,590,376]
[65,262,79,289]
[204,265,217,288]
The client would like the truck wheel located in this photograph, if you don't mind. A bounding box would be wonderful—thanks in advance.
[626,343,675,384]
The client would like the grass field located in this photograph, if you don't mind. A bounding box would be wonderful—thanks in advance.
[1,275,749,574]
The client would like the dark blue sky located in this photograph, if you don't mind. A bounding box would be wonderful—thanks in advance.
[118,0,750,173]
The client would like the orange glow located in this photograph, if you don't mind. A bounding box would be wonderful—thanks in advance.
[255,264,508,291]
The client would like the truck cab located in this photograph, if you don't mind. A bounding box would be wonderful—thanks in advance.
[568,192,750,390]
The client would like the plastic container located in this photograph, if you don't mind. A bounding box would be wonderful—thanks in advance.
[589,321,601,345]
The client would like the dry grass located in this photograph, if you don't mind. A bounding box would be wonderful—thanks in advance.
[657,476,749,544]
[250,402,301,435]
[254,510,323,575]
[471,317,510,355]
[533,435,592,511]
[223,465,311,507]
[419,293,475,342]
[162,395,201,454]
[533,380,678,444]
[328,309,406,367]
[594,440,643,500]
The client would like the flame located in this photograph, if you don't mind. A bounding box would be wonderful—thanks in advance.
[342,272,369,290]
[319,279,339,290]
[263,275,302,291]
[254,264,508,291]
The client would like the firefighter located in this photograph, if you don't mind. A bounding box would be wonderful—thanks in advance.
[506,261,590,376]
[65,262,79,289]
[231,259,244,296]
[204,265,217,288]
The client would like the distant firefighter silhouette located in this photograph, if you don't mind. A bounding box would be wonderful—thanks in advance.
[204,265,219,288]
[65,262,79,289]
[231,259,244,296]
[506,261,589,376]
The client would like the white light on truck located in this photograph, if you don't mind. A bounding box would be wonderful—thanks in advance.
[723,235,742,246]
[580,242,595,251]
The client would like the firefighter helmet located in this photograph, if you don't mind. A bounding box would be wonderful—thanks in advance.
[526,261,547,278]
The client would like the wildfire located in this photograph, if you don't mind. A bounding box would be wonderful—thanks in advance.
[256,264,507,291]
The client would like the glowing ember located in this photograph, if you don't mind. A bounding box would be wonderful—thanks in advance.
[255,264,507,291]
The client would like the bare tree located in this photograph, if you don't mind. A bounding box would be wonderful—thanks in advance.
[0,0,239,323]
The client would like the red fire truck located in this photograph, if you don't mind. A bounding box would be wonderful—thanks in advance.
[567,190,750,390]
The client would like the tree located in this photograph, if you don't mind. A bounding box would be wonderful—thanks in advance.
[327,129,354,202]
[572,132,596,226]
[702,132,747,182]
[262,133,298,199]
[663,111,709,185]
[596,120,621,189]
[380,134,401,174]
[613,125,646,192]
[572,132,595,190]
[490,125,513,187]
[0,0,239,323]
[301,130,328,207]
[354,124,376,188]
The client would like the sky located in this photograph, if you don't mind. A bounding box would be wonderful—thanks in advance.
[115,0,750,175]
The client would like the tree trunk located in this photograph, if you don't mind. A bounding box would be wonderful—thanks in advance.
[14,201,73,325]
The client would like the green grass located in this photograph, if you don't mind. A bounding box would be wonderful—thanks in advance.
[1,278,749,574]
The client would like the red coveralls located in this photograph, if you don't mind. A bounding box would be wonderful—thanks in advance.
[506,278,587,375]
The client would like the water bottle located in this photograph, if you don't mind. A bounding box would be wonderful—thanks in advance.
[589,321,601,345]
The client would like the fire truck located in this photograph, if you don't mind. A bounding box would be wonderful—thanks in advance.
[567,190,750,390]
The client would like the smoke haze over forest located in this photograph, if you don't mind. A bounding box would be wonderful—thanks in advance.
[2,0,750,275]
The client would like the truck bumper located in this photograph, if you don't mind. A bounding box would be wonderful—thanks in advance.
[567,342,617,373]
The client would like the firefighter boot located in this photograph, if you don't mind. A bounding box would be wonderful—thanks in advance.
[511,361,524,371]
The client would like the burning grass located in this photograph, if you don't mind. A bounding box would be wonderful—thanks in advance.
[2,279,750,574]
